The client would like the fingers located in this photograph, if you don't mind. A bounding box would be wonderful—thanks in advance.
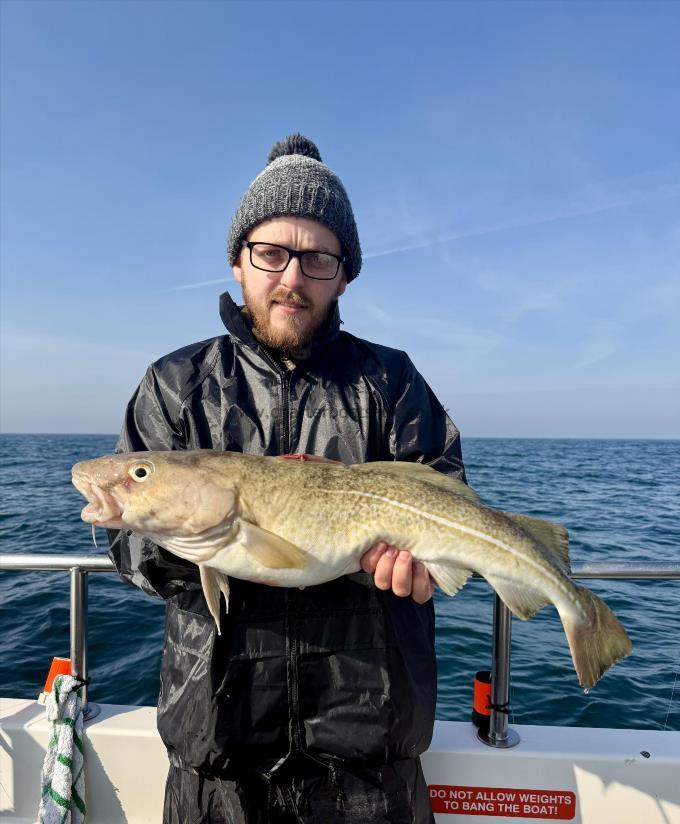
[359,543,434,603]
[391,550,413,597]
[412,561,435,604]
[373,546,399,591]
[360,541,388,574]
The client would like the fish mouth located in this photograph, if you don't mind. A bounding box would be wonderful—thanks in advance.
[72,474,124,528]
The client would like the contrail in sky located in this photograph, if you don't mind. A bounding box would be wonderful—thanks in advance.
[161,176,679,278]
[163,277,234,292]
[364,181,680,260]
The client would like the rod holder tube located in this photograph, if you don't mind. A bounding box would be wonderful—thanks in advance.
[69,567,88,711]
[477,594,520,748]
[490,594,511,741]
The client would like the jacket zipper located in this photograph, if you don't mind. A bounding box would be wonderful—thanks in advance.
[281,371,291,454]
[257,348,292,454]
[280,370,299,750]
[259,349,299,751]
[289,592,302,751]
[283,368,300,750]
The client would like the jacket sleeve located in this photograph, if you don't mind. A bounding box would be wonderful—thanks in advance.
[107,366,202,600]
[388,356,466,482]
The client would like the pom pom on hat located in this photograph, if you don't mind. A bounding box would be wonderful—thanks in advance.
[267,134,322,164]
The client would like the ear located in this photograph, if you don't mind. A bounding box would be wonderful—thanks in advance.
[336,271,347,298]
[232,260,243,285]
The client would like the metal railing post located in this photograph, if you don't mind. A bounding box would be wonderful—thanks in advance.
[477,594,520,748]
[69,566,100,720]
[1,554,678,731]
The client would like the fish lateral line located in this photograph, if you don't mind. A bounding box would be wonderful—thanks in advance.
[317,487,574,601]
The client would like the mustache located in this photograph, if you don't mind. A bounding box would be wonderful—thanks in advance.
[268,288,310,308]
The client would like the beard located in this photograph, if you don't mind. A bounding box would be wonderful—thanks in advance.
[240,278,337,359]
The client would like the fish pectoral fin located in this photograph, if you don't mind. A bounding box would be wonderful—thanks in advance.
[187,486,239,535]
[237,522,309,570]
[426,563,473,596]
[199,566,230,634]
[502,512,571,571]
[483,574,550,620]
[350,462,482,503]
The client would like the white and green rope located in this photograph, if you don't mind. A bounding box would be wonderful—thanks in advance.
[38,674,86,823]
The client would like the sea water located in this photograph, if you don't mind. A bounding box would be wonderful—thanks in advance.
[1,434,678,730]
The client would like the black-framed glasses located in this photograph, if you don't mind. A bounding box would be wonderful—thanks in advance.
[241,241,345,281]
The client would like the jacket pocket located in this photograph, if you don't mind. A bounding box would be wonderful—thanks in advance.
[158,600,216,763]
[296,575,393,762]
[297,575,437,763]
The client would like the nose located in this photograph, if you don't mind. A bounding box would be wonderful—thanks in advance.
[279,255,306,290]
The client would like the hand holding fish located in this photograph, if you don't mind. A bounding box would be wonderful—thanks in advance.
[361,542,435,603]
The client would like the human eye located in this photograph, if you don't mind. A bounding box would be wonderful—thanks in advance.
[252,244,287,268]
[304,251,335,274]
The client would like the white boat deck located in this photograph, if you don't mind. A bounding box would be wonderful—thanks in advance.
[2,697,679,823]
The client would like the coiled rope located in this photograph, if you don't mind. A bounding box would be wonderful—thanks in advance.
[38,674,86,823]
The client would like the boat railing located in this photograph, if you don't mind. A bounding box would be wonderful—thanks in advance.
[1,554,679,740]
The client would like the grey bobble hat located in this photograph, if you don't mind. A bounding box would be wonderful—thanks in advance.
[227,134,362,281]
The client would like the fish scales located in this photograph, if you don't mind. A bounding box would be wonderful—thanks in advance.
[71,449,633,688]
[244,462,575,609]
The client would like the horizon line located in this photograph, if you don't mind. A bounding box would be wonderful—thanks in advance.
[1,432,678,442]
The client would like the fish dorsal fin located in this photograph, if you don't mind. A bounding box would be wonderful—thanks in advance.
[237,522,309,570]
[503,512,571,571]
[199,566,230,634]
[351,462,481,503]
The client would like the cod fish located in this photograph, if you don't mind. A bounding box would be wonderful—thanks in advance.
[72,450,632,689]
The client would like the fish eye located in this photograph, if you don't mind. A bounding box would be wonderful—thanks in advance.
[129,463,153,482]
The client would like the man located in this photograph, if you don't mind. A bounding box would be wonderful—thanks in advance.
[110,134,466,823]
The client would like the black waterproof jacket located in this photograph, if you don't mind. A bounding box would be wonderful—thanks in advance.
[109,292,465,778]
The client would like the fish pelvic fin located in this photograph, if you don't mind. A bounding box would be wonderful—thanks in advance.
[483,575,551,620]
[502,512,571,571]
[560,587,632,689]
[351,462,481,503]
[427,563,473,596]
[199,565,230,634]
[238,522,309,570]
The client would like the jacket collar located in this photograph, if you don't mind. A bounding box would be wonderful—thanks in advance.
[219,291,342,357]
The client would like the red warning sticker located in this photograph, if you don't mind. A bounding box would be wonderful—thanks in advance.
[429,785,576,819]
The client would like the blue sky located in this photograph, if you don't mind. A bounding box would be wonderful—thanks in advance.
[1,0,678,437]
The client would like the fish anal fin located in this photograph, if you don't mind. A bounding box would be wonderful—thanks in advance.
[503,513,571,571]
[238,522,309,570]
[426,563,473,596]
[199,566,230,634]
[484,574,550,620]
[352,462,481,503]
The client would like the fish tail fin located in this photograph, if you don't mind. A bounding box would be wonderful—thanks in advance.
[559,587,632,689]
